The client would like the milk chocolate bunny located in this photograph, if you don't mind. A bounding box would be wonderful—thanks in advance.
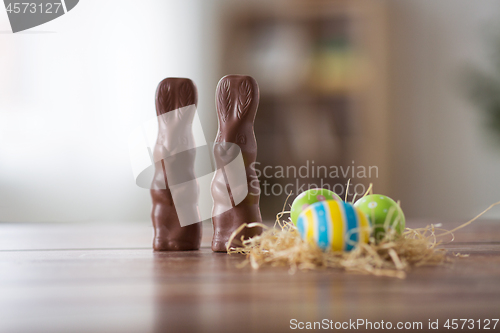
[211,75,262,252]
[151,78,202,251]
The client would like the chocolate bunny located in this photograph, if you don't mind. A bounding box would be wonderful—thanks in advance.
[151,78,202,251]
[211,75,262,252]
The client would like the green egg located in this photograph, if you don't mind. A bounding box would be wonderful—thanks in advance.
[354,194,405,241]
[290,188,342,225]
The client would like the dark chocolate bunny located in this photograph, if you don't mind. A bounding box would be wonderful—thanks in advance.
[151,78,202,251]
[211,75,262,252]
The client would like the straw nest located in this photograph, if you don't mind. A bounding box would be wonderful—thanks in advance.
[227,190,499,279]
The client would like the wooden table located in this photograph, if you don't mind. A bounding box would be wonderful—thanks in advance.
[0,220,499,333]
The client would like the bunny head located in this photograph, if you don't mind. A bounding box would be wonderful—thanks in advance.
[155,78,198,152]
[215,75,260,149]
[156,77,198,115]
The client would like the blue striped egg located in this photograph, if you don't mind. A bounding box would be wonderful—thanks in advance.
[296,200,370,252]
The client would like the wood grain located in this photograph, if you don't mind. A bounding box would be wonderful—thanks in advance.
[0,220,499,332]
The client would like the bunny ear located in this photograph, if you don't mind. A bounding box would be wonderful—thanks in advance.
[179,81,195,108]
[217,79,232,123]
[156,81,173,115]
[237,79,252,119]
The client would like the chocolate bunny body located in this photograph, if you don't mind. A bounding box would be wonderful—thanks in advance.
[211,75,262,252]
[151,78,202,251]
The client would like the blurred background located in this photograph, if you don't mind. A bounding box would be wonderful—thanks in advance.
[2,0,500,224]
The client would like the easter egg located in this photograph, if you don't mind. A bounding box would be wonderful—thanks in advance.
[291,188,341,225]
[296,200,370,252]
[354,194,405,241]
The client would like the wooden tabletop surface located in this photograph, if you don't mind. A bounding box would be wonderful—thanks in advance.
[0,219,499,333]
